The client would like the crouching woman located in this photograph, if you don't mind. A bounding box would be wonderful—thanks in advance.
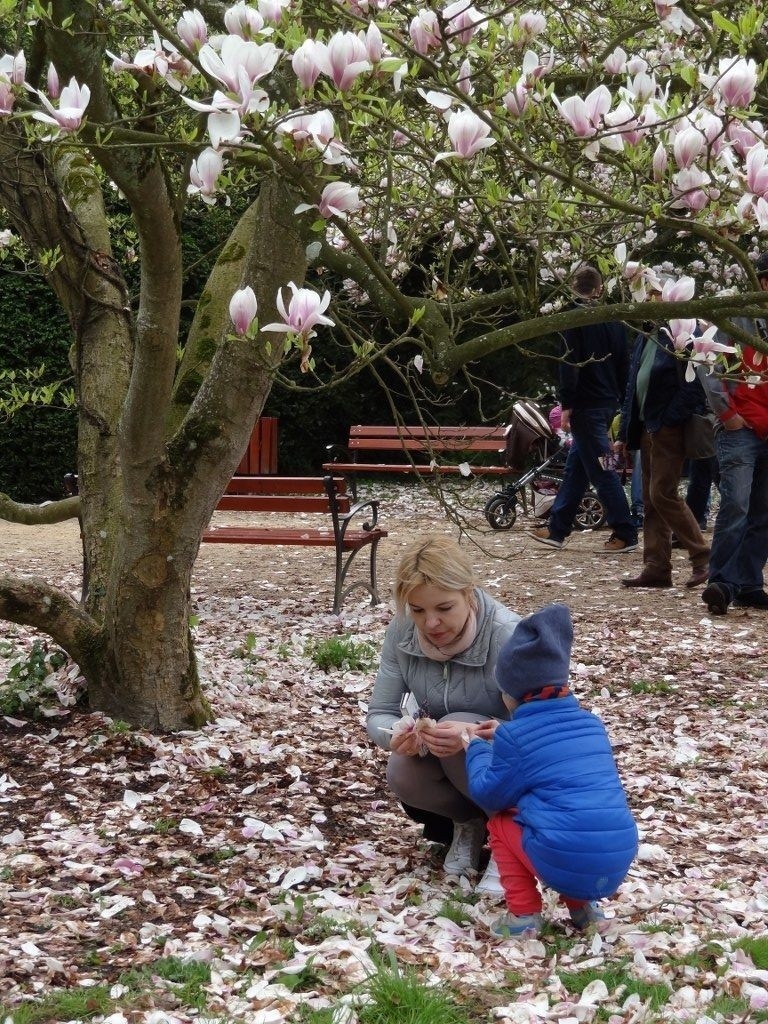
[366,536,520,890]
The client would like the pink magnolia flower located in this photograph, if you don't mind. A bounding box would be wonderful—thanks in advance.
[746,143,768,198]
[727,119,763,159]
[435,108,495,161]
[517,11,547,40]
[177,9,208,51]
[522,48,554,82]
[199,38,279,91]
[671,167,713,212]
[663,317,698,350]
[296,181,362,219]
[443,0,483,45]
[364,22,383,64]
[0,80,14,116]
[323,31,371,91]
[292,40,325,89]
[503,81,529,118]
[456,59,473,96]
[409,11,440,54]
[653,142,668,181]
[553,85,611,138]
[687,325,737,379]
[261,282,334,340]
[0,50,26,85]
[229,286,258,335]
[47,63,59,98]
[187,147,225,203]
[259,0,290,22]
[715,57,758,108]
[673,125,704,169]
[603,47,627,75]
[32,77,90,132]
[661,275,695,303]
[224,2,265,39]
[277,109,352,166]
[654,0,695,34]
[604,100,642,148]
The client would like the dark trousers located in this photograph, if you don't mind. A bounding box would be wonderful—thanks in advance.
[640,425,710,580]
[548,407,636,542]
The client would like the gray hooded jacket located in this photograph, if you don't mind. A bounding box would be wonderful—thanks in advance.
[366,589,521,750]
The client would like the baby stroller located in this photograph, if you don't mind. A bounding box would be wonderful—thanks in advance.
[484,400,607,531]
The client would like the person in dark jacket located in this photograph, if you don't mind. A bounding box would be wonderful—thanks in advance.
[464,603,637,938]
[615,287,710,589]
[532,265,638,553]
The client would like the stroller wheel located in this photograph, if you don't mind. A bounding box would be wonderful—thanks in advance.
[574,491,606,531]
[484,495,518,531]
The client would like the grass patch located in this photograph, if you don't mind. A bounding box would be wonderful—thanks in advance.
[0,985,112,1024]
[629,678,675,696]
[337,957,475,1024]
[304,634,377,673]
[557,961,671,1010]
[119,956,211,1011]
[735,935,768,969]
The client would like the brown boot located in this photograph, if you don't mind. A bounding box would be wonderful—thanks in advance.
[621,575,672,589]
[685,564,709,589]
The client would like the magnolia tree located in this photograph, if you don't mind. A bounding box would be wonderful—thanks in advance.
[0,0,767,730]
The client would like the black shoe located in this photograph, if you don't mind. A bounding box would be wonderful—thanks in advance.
[734,590,768,609]
[702,582,730,615]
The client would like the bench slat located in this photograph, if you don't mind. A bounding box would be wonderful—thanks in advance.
[322,462,510,476]
[348,437,505,453]
[225,475,347,496]
[348,425,506,440]
[202,526,386,549]
[216,494,350,513]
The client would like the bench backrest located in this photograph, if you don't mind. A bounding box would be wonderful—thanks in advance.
[218,475,350,513]
[347,424,506,454]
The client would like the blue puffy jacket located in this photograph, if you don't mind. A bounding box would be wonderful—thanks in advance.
[465,695,638,901]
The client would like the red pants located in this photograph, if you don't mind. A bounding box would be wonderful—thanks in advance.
[488,813,588,915]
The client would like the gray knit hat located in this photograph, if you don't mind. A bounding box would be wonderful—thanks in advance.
[495,603,573,699]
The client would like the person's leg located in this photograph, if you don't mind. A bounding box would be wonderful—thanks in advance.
[630,449,643,524]
[387,751,481,821]
[646,425,709,571]
[629,428,673,583]
[546,440,590,541]
[685,457,714,528]
[486,814,542,915]
[708,428,759,599]
[574,408,637,544]
[732,438,768,598]
[387,711,491,818]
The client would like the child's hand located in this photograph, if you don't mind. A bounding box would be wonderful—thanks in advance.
[474,718,500,740]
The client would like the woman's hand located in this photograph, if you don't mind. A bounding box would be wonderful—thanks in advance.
[389,728,423,757]
[420,721,471,758]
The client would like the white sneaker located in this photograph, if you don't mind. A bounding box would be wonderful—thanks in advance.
[443,819,485,876]
[475,855,505,897]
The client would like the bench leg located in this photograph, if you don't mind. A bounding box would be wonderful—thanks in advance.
[333,536,383,614]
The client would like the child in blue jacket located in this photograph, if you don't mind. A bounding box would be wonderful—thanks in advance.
[464,602,637,938]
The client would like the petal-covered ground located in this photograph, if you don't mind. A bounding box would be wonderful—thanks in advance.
[1,482,767,1023]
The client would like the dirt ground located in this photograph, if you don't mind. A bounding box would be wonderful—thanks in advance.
[0,475,745,626]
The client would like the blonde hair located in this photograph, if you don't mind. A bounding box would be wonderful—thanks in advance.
[393,536,478,614]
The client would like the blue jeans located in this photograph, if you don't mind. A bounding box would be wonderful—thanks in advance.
[548,408,637,543]
[709,427,768,598]
[630,450,643,517]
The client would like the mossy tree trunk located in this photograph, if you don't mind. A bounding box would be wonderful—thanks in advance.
[0,3,309,729]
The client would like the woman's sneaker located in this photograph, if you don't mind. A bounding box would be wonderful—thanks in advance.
[568,901,607,931]
[475,855,504,897]
[491,912,543,938]
[443,819,485,876]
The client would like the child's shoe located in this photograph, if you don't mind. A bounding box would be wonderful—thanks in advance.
[491,912,543,938]
[568,901,607,931]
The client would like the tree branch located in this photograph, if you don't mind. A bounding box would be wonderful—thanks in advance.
[0,494,80,525]
[0,572,98,658]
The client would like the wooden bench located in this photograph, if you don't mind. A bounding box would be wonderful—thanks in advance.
[201,475,387,614]
[323,424,510,499]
